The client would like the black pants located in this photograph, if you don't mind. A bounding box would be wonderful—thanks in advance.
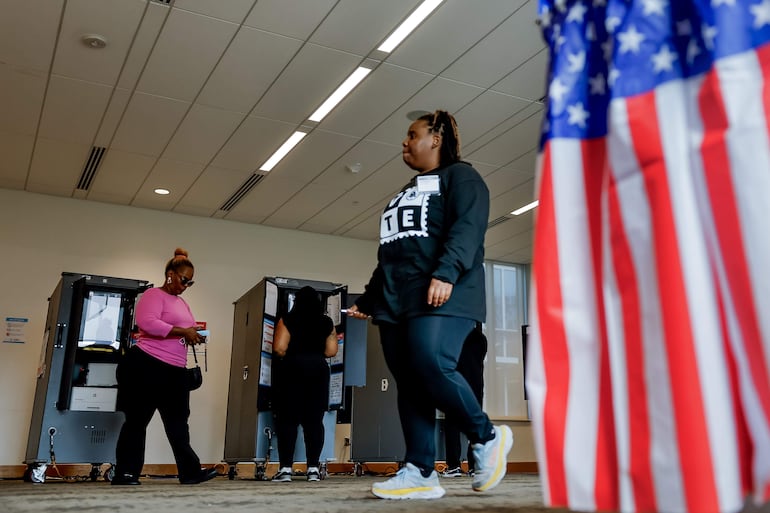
[272,355,329,468]
[114,346,201,481]
[444,324,487,470]
[379,316,494,472]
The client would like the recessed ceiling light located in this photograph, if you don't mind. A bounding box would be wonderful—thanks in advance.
[81,34,108,49]
[154,188,170,195]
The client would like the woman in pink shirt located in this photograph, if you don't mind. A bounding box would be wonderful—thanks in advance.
[112,248,217,485]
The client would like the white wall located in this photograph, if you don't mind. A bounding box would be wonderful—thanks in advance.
[0,188,379,466]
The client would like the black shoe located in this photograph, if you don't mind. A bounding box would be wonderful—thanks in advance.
[111,473,141,486]
[180,467,218,485]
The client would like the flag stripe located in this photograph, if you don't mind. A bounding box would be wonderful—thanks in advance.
[553,140,600,509]
[606,173,656,512]
[607,99,686,512]
[532,144,569,505]
[717,282,754,498]
[625,91,719,512]
[699,60,770,433]
[581,139,618,512]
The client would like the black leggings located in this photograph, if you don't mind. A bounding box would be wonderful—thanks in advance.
[272,355,329,468]
[273,407,326,468]
[379,315,493,472]
[114,346,201,481]
[445,325,487,469]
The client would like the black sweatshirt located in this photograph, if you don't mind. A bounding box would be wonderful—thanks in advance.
[356,161,489,324]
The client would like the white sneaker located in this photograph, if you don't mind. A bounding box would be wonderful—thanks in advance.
[306,466,321,482]
[471,425,513,492]
[271,467,293,482]
[371,463,446,500]
[440,466,463,478]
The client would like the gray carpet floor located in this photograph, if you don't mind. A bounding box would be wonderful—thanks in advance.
[0,472,547,513]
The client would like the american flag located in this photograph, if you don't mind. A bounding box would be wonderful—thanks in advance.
[527,1,770,512]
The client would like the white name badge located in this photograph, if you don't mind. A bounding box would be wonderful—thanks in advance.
[417,175,440,194]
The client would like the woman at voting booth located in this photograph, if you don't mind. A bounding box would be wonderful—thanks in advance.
[270,286,338,482]
[112,248,217,485]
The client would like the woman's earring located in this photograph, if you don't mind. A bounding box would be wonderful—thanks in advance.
[167,276,172,284]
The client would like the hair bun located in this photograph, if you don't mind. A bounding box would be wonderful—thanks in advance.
[173,247,189,259]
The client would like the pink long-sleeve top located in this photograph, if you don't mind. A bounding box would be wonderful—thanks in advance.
[134,287,196,368]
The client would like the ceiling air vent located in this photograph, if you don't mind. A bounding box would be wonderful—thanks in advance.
[219,173,265,212]
[150,0,172,4]
[487,215,511,229]
[76,146,106,191]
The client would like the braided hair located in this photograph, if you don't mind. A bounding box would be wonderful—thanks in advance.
[418,110,462,167]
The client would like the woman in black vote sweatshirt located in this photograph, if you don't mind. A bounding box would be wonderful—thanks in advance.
[346,110,513,500]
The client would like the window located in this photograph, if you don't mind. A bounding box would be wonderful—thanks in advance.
[482,261,529,419]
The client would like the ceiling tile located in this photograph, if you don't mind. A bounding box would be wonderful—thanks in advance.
[441,3,544,88]
[455,90,533,148]
[311,138,400,190]
[94,87,131,147]
[117,1,169,90]
[310,0,421,55]
[327,160,414,234]
[480,162,536,199]
[210,115,296,172]
[27,138,90,195]
[0,133,34,189]
[465,112,542,167]
[87,149,157,204]
[304,185,387,237]
[197,27,304,114]
[491,48,549,102]
[224,175,298,222]
[111,92,190,156]
[0,63,47,136]
[386,0,526,76]
[174,165,253,216]
[243,0,336,40]
[320,64,434,138]
[488,180,537,221]
[486,215,533,246]
[0,0,62,72]
[252,43,362,124]
[266,129,359,182]
[365,77,485,145]
[264,182,342,230]
[53,0,147,85]
[486,229,533,263]
[173,0,256,23]
[136,8,238,102]
[463,102,543,157]
[339,211,380,240]
[38,75,112,144]
[131,157,204,209]
[162,104,244,165]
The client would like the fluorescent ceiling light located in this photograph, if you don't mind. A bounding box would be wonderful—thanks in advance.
[377,0,444,53]
[154,188,170,195]
[511,200,539,216]
[259,131,307,171]
[308,67,371,122]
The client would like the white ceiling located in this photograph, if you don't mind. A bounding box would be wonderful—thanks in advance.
[0,0,546,264]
